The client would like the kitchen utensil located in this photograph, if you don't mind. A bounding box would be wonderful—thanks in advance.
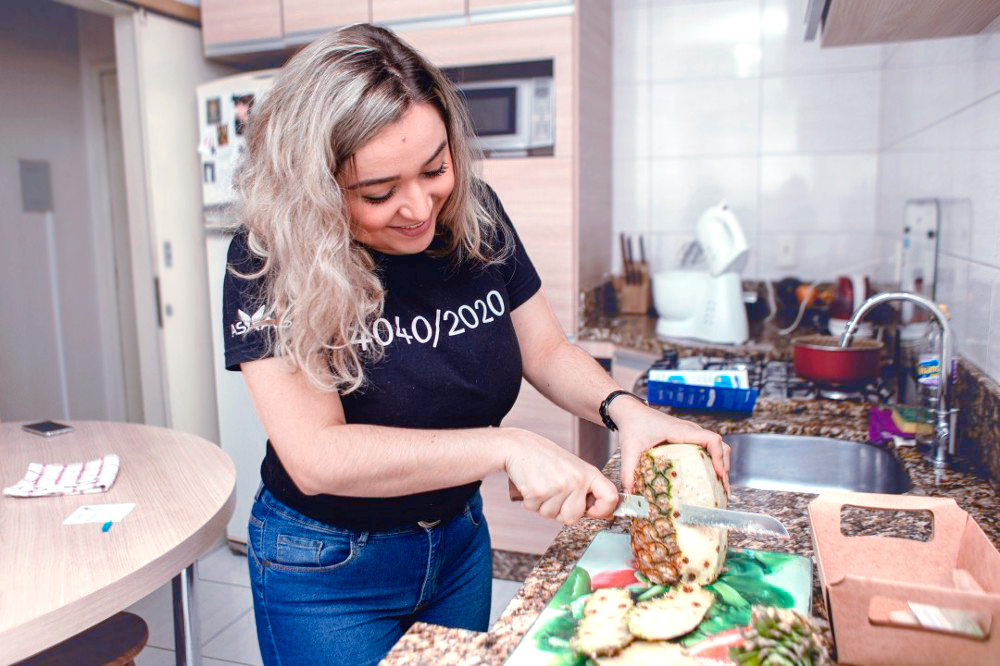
[678,503,790,538]
[792,334,883,386]
[653,202,749,344]
[619,233,631,284]
[625,236,639,284]
[508,482,788,537]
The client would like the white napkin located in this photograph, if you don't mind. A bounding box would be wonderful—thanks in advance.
[3,454,121,497]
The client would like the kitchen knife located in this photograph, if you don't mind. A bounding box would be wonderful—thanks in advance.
[508,481,788,538]
[619,233,632,284]
[603,493,789,540]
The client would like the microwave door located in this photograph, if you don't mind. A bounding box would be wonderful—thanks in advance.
[462,84,531,156]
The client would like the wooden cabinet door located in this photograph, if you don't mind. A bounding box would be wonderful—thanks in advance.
[201,0,282,49]
[371,0,465,24]
[283,1,370,40]
[469,0,571,13]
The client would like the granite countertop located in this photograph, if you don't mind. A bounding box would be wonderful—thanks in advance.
[381,319,1000,666]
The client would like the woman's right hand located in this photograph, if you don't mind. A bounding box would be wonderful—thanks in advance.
[502,428,619,525]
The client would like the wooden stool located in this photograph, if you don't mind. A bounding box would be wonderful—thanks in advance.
[14,611,149,666]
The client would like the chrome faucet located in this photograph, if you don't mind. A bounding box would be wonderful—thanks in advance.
[839,292,958,468]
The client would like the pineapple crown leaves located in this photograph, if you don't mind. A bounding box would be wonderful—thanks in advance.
[730,607,831,666]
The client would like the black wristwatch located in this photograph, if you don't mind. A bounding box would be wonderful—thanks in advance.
[599,390,647,431]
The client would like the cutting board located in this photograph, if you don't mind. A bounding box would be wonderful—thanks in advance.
[503,531,813,666]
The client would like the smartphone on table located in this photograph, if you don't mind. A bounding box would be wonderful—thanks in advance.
[22,420,74,437]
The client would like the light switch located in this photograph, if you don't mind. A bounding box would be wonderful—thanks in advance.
[19,160,53,212]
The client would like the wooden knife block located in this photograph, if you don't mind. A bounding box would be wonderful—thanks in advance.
[613,262,651,315]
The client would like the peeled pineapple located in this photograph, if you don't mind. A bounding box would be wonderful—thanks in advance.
[630,443,728,586]
[627,584,715,641]
[569,588,635,659]
[596,641,700,666]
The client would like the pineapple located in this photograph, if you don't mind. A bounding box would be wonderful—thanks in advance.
[630,443,728,586]
[730,606,831,666]
[569,588,635,659]
[626,584,714,641]
[596,641,700,666]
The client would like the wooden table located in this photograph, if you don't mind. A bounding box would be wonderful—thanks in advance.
[0,421,236,665]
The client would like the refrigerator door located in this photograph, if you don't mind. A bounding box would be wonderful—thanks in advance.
[196,69,278,210]
[205,230,267,548]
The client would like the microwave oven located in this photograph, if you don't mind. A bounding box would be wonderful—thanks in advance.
[445,60,554,158]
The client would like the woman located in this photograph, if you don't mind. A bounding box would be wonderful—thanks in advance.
[223,23,730,666]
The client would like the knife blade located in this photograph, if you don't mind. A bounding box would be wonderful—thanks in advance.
[679,503,790,539]
[613,491,789,538]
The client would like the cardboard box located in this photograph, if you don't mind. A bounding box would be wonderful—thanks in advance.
[809,493,1000,666]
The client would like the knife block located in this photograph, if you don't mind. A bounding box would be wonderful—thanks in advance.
[614,262,651,315]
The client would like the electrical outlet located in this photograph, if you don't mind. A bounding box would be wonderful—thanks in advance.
[776,234,797,268]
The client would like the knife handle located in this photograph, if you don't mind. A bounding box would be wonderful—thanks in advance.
[508,479,599,511]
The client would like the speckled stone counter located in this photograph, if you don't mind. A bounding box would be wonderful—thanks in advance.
[380,318,1000,666]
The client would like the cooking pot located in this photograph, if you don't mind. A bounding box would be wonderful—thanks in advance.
[792,335,883,386]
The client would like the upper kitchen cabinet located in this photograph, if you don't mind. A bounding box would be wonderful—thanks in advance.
[201,0,283,58]
[807,0,1000,47]
[467,0,572,13]
[371,0,464,24]
[283,1,370,43]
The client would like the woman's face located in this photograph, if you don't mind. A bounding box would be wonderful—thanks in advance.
[339,102,455,255]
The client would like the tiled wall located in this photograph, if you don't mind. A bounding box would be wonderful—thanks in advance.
[612,0,1000,382]
[876,39,1000,383]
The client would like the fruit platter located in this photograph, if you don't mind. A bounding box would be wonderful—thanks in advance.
[504,444,828,665]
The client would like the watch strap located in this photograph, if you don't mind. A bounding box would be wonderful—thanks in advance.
[599,390,647,431]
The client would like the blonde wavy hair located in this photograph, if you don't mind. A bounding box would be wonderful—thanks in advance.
[233,23,510,394]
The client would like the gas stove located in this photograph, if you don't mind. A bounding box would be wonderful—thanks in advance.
[636,350,891,404]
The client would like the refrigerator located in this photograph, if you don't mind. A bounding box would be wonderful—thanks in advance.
[197,69,277,549]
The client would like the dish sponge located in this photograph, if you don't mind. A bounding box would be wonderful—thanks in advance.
[890,405,935,436]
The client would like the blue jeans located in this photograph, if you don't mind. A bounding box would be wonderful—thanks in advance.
[246,486,492,666]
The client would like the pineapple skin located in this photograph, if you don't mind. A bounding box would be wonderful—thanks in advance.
[629,443,728,586]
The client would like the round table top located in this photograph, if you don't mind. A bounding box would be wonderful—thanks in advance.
[0,420,236,663]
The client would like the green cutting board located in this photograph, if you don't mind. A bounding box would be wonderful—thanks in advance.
[503,531,813,666]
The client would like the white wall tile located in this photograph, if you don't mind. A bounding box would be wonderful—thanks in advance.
[614,0,650,84]
[761,71,880,153]
[962,263,995,368]
[882,36,978,69]
[648,156,759,231]
[938,198,974,261]
[649,0,762,81]
[875,151,957,237]
[612,158,651,275]
[759,154,877,233]
[755,232,879,282]
[650,79,760,156]
[970,150,1000,266]
[934,255,969,352]
[761,0,882,76]
[880,65,977,148]
[614,83,650,161]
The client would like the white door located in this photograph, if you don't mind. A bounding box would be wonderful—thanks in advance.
[99,69,145,423]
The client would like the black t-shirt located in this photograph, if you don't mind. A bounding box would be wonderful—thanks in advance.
[222,187,541,531]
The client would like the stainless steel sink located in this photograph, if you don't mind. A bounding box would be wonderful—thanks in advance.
[726,433,911,494]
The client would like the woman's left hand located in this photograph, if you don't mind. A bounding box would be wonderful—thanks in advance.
[610,397,731,496]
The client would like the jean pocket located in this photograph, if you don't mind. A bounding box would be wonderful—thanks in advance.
[464,494,484,528]
[267,530,356,573]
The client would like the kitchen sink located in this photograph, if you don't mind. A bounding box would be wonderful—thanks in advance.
[726,433,911,494]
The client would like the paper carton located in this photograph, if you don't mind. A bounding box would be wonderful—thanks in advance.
[808,493,1000,666]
